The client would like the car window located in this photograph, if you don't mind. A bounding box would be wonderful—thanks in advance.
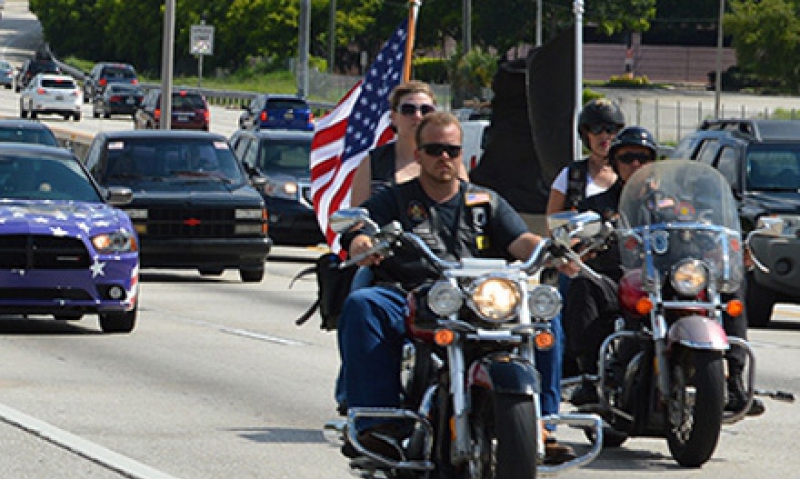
[746,144,800,191]
[41,78,76,89]
[171,93,205,110]
[696,140,719,165]
[265,99,307,109]
[0,154,100,201]
[257,140,311,171]
[716,147,740,190]
[0,128,59,147]
[102,67,136,79]
[102,138,244,185]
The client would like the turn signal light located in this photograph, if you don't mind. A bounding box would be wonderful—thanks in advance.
[434,328,455,346]
[534,331,555,350]
[635,297,654,315]
[726,299,744,317]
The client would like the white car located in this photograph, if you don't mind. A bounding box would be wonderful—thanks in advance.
[20,73,82,121]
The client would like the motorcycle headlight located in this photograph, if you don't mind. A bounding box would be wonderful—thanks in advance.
[671,259,708,297]
[528,285,562,320]
[428,281,463,316]
[469,276,520,323]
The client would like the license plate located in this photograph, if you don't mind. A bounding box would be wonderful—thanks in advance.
[177,115,188,122]
[126,98,135,105]
[55,95,64,101]
[284,111,294,120]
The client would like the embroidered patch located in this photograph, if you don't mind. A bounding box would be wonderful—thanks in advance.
[466,192,491,206]
[407,201,427,223]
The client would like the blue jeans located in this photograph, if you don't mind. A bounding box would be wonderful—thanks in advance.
[335,267,374,407]
[536,312,564,432]
[337,285,407,429]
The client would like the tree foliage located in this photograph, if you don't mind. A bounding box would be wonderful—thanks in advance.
[725,0,800,92]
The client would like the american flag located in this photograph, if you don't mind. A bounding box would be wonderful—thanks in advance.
[310,19,408,252]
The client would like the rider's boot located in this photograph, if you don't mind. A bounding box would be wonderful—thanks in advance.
[726,372,765,417]
[570,355,600,406]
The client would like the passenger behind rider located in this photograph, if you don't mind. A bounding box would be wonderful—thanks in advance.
[337,112,568,460]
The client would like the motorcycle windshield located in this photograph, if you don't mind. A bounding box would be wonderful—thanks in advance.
[617,160,744,291]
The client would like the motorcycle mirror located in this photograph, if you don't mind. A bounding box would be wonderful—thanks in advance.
[329,207,379,236]
[548,211,604,246]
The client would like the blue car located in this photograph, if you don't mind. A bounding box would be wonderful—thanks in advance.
[238,94,314,131]
[0,144,139,333]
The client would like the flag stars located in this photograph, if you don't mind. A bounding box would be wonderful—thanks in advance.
[90,259,106,278]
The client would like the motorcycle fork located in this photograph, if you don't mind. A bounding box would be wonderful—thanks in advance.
[650,310,672,404]
[445,337,473,463]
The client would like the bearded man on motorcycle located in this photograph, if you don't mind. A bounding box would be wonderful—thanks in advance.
[337,111,574,462]
[562,126,765,416]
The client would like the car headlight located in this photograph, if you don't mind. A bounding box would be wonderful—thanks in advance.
[671,259,708,297]
[469,276,520,322]
[92,230,137,254]
[264,178,299,200]
[528,285,562,320]
[428,281,463,316]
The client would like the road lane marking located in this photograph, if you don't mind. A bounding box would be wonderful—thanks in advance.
[219,325,305,345]
[0,402,182,479]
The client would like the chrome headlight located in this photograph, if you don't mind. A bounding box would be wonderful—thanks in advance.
[469,276,521,322]
[428,281,463,316]
[528,285,562,320]
[92,229,137,254]
[671,259,708,296]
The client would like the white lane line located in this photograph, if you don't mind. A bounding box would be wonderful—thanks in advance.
[0,402,182,479]
[219,325,305,345]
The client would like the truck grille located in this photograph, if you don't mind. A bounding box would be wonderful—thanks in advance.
[0,235,91,269]
[145,207,237,238]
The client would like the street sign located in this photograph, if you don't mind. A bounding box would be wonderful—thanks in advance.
[191,24,214,55]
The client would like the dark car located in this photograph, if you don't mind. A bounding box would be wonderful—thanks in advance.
[669,118,800,327]
[0,143,139,333]
[0,59,14,89]
[239,94,314,131]
[83,62,138,103]
[84,130,272,282]
[230,129,324,246]
[93,83,144,119]
[0,119,59,147]
[135,89,210,131]
[14,57,61,93]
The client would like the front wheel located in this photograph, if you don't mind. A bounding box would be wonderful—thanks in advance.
[464,392,537,479]
[665,348,725,467]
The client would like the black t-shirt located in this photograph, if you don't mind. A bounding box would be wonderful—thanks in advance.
[356,179,528,289]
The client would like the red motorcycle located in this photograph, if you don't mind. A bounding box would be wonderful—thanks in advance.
[568,160,756,467]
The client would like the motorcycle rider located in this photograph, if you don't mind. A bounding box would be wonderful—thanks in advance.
[563,126,765,416]
[337,111,575,461]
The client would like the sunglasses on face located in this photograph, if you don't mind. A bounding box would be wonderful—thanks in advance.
[616,152,655,165]
[419,143,462,157]
[587,124,621,135]
[397,103,436,116]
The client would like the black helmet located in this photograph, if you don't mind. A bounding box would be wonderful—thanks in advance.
[577,99,625,148]
[608,126,658,164]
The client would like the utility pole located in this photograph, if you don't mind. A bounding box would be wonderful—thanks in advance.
[328,0,336,73]
[298,0,310,98]
[714,0,726,118]
[462,0,472,53]
[160,0,175,130]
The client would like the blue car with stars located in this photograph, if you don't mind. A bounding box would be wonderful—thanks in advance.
[0,143,139,333]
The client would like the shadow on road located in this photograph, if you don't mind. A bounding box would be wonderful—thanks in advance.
[229,426,326,444]
[0,316,101,335]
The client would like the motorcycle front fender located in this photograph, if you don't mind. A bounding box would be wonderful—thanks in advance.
[467,352,539,396]
[667,315,729,351]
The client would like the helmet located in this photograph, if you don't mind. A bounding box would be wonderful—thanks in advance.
[577,98,625,148]
[608,126,658,163]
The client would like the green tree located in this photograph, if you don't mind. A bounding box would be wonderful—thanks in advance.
[726,0,800,92]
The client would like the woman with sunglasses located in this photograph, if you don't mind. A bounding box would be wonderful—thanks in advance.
[351,81,439,207]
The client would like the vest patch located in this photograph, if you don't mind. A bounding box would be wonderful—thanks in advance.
[407,201,427,223]
[466,192,492,206]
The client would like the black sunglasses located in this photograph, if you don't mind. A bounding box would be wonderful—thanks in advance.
[587,124,621,135]
[616,152,655,165]
[397,103,436,116]
[419,143,462,157]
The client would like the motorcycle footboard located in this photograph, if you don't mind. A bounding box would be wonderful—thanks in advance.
[724,336,757,424]
[344,407,436,471]
[540,413,604,473]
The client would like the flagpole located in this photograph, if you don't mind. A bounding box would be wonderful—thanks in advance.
[403,0,421,82]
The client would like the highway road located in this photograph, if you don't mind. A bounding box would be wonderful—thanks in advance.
[0,1,799,478]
